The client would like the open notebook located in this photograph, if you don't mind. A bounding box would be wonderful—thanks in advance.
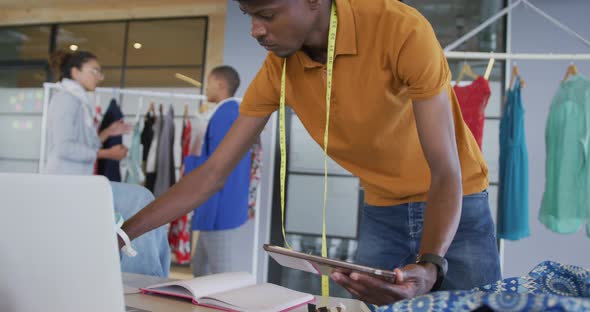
[140,272,314,312]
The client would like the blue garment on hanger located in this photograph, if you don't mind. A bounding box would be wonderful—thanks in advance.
[97,99,123,182]
[184,99,251,231]
[498,78,530,240]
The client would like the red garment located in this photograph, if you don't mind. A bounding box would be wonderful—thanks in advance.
[169,118,193,264]
[181,119,192,163]
[168,215,191,264]
[453,76,491,149]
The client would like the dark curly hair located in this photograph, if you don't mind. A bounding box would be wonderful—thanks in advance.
[49,50,97,81]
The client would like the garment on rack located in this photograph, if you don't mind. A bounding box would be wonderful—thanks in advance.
[145,111,162,192]
[453,76,491,149]
[168,117,193,264]
[93,106,103,129]
[188,114,208,157]
[93,106,103,175]
[168,213,191,265]
[540,75,590,238]
[248,136,263,218]
[97,99,124,182]
[181,118,192,163]
[497,78,529,240]
[153,106,176,197]
[124,120,145,185]
[141,111,155,164]
[184,98,251,276]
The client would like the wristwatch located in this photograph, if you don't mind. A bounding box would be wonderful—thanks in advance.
[416,253,448,291]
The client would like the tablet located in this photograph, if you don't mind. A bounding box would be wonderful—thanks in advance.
[264,244,396,282]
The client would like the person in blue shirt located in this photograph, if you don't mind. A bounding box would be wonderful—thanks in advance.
[184,66,252,277]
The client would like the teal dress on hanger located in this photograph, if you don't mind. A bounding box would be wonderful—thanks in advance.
[540,75,590,237]
[124,120,145,185]
[498,78,530,240]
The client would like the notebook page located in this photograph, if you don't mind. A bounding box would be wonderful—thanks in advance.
[200,283,314,312]
[145,272,255,299]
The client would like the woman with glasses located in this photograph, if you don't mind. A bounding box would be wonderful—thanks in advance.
[44,50,171,278]
[46,50,129,174]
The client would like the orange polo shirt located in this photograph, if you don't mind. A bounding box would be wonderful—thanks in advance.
[240,0,488,206]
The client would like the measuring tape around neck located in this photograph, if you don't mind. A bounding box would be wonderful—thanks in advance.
[279,1,338,301]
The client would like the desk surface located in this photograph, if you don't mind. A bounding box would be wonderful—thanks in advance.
[123,273,370,312]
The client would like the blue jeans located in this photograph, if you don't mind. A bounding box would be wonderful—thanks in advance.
[111,182,170,277]
[356,191,501,290]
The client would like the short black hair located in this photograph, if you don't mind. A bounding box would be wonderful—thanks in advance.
[211,65,241,97]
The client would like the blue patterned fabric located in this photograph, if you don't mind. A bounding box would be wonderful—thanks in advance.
[369,261,590,312]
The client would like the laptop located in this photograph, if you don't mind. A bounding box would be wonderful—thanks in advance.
[0,173,125,312]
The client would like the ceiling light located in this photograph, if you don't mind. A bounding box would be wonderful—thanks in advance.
[133,42,142,49]
[69,44,78,51]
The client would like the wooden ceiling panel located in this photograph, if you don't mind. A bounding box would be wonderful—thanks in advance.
[0,0,222,10]
[0,0,226,26]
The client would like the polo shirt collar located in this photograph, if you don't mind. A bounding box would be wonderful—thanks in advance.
[298,0,358,69]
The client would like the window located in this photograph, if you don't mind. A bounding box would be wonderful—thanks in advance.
[0,25,51,61]
[56,22,126,66]
[125,18,207,87]
[403,0,506,51]
[126,19,206,66]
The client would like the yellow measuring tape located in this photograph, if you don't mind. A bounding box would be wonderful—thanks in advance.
[279,1,338,302]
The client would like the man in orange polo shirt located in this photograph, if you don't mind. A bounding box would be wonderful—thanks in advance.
[121,0,501,305]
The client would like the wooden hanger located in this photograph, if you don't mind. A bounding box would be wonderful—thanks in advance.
[455,62,479,85]
[563,63,578,81]
[484,57,495,80]
[175,73,202,88]
[183,104,189,121]
[509,64,526,89]
[148,102,155,113]
[199,103,209,114]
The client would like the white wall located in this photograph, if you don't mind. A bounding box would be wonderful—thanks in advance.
[223,0,274,283]
[502,0,590,277]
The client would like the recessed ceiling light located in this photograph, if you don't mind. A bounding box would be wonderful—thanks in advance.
[69,44,78,51]
[133,42,142,49]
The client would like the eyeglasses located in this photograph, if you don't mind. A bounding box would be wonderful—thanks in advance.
[84,67,105,81]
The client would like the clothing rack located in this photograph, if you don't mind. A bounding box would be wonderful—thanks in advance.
[443,0,590,274]
[444,0,590,60]
[39,82,209,173]
[94,86,208,101]
[445,52,590,61]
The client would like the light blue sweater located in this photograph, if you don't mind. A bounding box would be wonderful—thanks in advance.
[44,79,101,175]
